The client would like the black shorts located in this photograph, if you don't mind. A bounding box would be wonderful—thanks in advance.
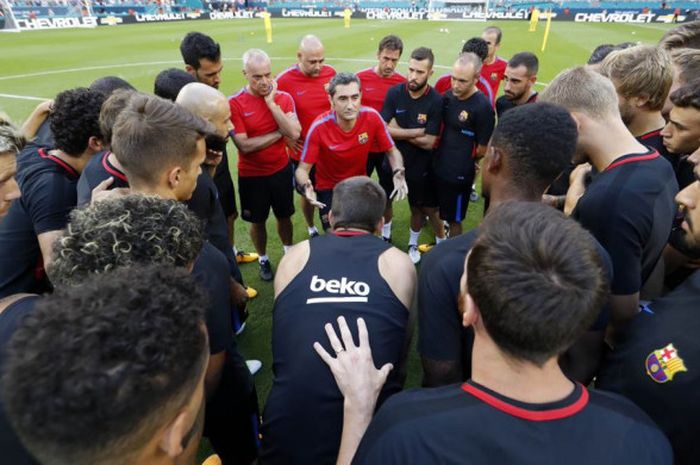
[317,189,333,231]
[291,158,316,188]
[214,156,238,218]
[366,152,394,201]
[239,163,295,223]
[437,180,472,223]
[407,173,438,208]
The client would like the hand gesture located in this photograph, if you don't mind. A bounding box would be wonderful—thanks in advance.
[390,169,408,201]
[90,177,130,205]
[264,80,278,105]
[304,181,326,209]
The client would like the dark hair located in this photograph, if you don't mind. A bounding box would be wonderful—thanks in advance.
[180,31,221,69]
[4,265,208,465]
[111,94,214,185]
[660,21,700,50]
[462,37,488,62]
[328,72,361,97]
[99,89,135,147]
[88,76,135,97]
[50,88,105,156]
[671,48,700,85]
[490,103,576,199]
[467,202,609,366]
[410,46,434,67]
[331,176,386,231]
[378,34,403,54]
[587,43,617,64]
[483,25,502,44]
[508,52,539,75]
[669,79,700,110]
[154,68,197,101]
[49,194,204,286]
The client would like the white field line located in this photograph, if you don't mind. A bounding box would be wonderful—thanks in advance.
[0,93,49,101]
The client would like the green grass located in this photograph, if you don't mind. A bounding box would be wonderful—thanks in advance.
[0,17,672,419]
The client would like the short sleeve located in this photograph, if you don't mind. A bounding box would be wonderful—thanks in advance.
[229,97,247,136]
[474,99,495,147]
[278,92,296,115]
[369,111,394,153]
[25,173,76,235]
[301,122,322,164]
[425,96,443,136]
[380,86,398,123]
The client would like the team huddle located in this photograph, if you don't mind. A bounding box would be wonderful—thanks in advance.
[0,19,699,465]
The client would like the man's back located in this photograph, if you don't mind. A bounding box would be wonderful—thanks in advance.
[352,382,672,465]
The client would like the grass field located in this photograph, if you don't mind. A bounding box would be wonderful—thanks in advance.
[0,18,673,418]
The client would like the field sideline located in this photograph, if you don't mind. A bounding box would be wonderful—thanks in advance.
[0,19,673,408]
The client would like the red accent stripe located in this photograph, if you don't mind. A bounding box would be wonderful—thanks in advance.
[38,148,78,177]
[334,231,369,237]
[101,151,127,182]
[461,382,589,421]
[605,152,659,172]
[639,129,661,141]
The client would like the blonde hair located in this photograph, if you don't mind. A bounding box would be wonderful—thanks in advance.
[540,66,619,120]
[671,48,700,85]
[0,113,26,155]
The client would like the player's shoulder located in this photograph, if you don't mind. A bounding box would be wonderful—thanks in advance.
[228,87,248,104]
[359,106,385,123]
[307,110,336,133]
[436,73,451,83]
[356,67,375,79]
[275,64,300,82]
[495,56,508,68]
[322,64,337,77]
[276,89,295,104]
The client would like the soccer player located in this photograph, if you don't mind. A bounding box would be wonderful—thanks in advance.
[480,25,508,107]
[381,47,444,264]
[295,72,407,231]
[663,48,700,119]
[433,53,495,237]
[662,82,700,184]
[3,265,210,465]
[230,49,300,282]
[599,45,674,167]
[541,67,678,321]
[434,38,491,101]
[346,202,673,465]
[0,116,24,218]
[0,88,105,298]
[356,35,406,241]
[154,67,197,101]
[261,176,415,465]
[659,19,700,50]
[277,34,336,238]
[495,52,539,117]
[180,31,256,263]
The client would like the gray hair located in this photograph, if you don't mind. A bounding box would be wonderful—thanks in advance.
[242,48,270,70]
[0,114,26,155]
[328,72,361,97]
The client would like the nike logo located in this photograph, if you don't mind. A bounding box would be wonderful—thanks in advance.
[396,109,406,114]
[296,90,307,95]
[365,87,375,91]
[244,111,255,117]
[329,144,341,150]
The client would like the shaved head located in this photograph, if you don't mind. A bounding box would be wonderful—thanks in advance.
[176,82,231,138]
[299,34,324,53]
[298,35,326,76]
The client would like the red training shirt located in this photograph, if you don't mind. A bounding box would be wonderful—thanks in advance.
[356,67,406,112]
[301,107,394,191]
[434,73,494,104]
[481,56,508,105]
[229,87,296,177]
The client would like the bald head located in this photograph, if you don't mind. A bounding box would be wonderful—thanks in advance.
[298,34,326,77]
[455,52,482,74]
[176,82,231,138]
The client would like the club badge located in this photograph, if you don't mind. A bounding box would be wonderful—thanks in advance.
[491,72,498,81]
[358,132,369,144]
[417,113,427,124]
[458,110,469,122]
[645,343,687,383]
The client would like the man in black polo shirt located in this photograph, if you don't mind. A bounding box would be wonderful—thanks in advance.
[381,46,444,264]
[0,116,24,218]
[434,52,495,237]
[261,176,415,465]
[0,88,105,298]
[349,202,672,465]
[597,148,700,465]
[541,66,677,319]
[495,52,539,117]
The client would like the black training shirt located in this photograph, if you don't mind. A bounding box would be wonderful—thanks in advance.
[495,92,538,118]
[76,151,128,206]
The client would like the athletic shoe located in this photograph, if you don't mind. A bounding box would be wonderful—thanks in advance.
[246,286,258,299]
[236,249,259,264]
[259,260,273,281]
[470,188,480,202]
[310,230,320,238]
[408,245,421,264]
[202,454,222,465]
[235,322,246,336]
[246,359,263,375]
[382,236,392,243]
[418,243,434,253]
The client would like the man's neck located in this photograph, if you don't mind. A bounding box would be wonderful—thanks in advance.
[129,184,178,200]
[585,120,650,172]
[514,89,536,106]
[335,113,358,132]
[408,85,427,99]
[456,86,477,101]
[485,55,496,65]
[627,110,666,138]
[488,183,539,208]
[107,152,125,172]
[49,149,92,174]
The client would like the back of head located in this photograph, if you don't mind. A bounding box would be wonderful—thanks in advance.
[671,48,700,86]
[50,88,106,156]
[378,34,403,54]
[0,114,26,156]
[49,194,203,286]
[600,45,672,112]
[330,176,386,232]
[3,265,208,465]
[89,76,135,97]
[180,31,221,68]
[483,25,502,44]
[175,82,226,118]
[99,89,136,147]
[328,72,361,97]
[508,51,539,76]
[461,37,488,62]
[588,43,617,65]
[111,93,214,185]
[410,46,434,67]
[154,68,197,101]
[670,79,700,110]
[660,20,700,50]
[455,51,482,74]
[490,103,576,197]
[467,201,609,366]
[540,66,619,120]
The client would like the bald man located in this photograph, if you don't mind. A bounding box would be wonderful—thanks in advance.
[277,34,337,238]
[229,49,301,282]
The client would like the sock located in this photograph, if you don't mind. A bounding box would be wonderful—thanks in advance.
[308,226,318,236]
[382,221,392,239]
[409,228,421,246]
[259,254,269,264]
[283,245,291,254]
[233,246,238,255]
[436,236,447,244]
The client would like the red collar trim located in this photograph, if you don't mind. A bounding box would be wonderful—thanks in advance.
[38,148,78,177]
[101,151,127,182]
[638,129,662,141]
[333,231,370,237]
[605,150,659,172]
[461,382,588,422]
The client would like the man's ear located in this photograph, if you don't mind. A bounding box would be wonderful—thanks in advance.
[462,293,480,329]
[159,410,189,458]
[569,111,584,132]
[167,166,182,189]
[327,210,335,229]
[185,65,195,77]
[87,136,104,153]
[485,145,502,173]
[529,74,537,86]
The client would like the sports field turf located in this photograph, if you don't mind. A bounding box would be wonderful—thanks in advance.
[0,18,673,404]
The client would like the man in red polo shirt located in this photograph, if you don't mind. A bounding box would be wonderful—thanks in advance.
[481,26,508,107]
[277,34,336,239]
[356,34,407,242]
[230,49,301,281]
[295,72,408,232]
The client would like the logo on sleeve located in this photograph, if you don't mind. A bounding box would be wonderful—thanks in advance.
[646,343,687,383]
[417,113,427,124]
[358,132,369,144]
[458,110,469,122]
[307,275,370,304]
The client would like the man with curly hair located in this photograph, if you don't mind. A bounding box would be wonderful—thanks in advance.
[0,88,105,298]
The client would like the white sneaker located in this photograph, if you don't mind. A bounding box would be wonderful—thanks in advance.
[246,359,262,375]
[235,322,246,336]
[408,245,421,264]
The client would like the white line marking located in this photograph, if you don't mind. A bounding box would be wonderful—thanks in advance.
[0,93,49,101]
[306,296,369,304]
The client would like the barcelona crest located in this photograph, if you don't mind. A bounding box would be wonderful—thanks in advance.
[458,110,469,122]
[358,132,369,144]
[491,72,498,81]
[645,343,687,384]
[417,113,427,125]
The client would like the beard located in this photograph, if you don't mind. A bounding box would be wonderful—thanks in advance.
[408,79,428,92]
[205,134,228,153]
